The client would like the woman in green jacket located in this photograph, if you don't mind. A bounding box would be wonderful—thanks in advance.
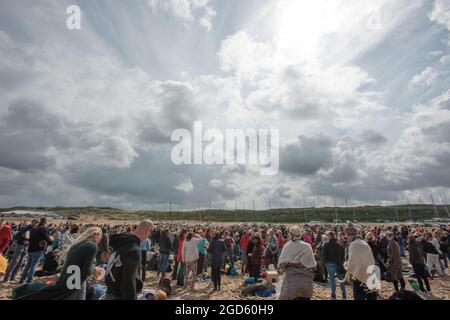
[15,227,103,300]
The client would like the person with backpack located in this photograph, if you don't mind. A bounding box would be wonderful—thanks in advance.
[20,218,53,284]
[196,231,209,276]
[208,231,227,291]
[321,231,346,300]
[104,220,153,300]
[3,219,38,283]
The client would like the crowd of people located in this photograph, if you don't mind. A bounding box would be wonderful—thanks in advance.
[0,217,449,300]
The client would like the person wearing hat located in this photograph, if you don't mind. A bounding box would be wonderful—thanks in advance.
[277,226,317,300]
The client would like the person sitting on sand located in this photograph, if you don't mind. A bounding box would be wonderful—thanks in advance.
[277,226,317,300]
[14,227,103,300]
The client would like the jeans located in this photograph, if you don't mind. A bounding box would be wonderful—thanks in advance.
[352,280,377,300]
[228,252,234,269]
[325,263,347,299]
[157,253,170,277]
[20,250,44,284]
[3,242,27,282]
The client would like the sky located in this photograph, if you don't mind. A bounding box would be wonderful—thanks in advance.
[0,0,449,210]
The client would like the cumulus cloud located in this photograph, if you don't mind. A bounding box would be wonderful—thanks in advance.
[174,178,194,193]
[148,0,216,30]
[280,136,334,176]
[429,0,450,32]
[409,67,442,87]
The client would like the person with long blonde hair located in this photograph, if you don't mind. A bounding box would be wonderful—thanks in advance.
[15,227,103,300]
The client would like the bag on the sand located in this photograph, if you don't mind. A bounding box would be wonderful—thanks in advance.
[255,290,273,298]
[389,290,423,300]
[242,279,274,296]
[159,277,172,296]
[244,277,256,284]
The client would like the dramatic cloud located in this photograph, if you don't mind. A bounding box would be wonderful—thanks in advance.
[0,0,449,209]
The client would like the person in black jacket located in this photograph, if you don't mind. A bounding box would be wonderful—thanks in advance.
[208,231,227,291]
[3,219,38,283]
[321,231,346,300]
[157,229,172,278]
[20,218,53,284]
[105,220,153,300]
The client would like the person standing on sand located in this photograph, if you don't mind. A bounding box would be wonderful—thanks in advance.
[239,230,251,274]
[321,231,346,300]
[181,232,202,290]
[277,226,317,300]
[0,220,12,255]
[20,218,53,284]
[3,219,38,283]
[249,235,264,281]
[139,236,150,282]
[423,232,445,276]
[386,231,406,292]
[408,235,431,293]
[157,229,172,278]
[209,231,227,291]
[196,231,209,276]
[104,220,153,300]
[346,237,377,300]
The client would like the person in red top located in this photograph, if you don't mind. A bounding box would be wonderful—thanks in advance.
[277,230,286,258]
[0,220,12,254]
[239,231,251,273]
[175,230,187,286]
